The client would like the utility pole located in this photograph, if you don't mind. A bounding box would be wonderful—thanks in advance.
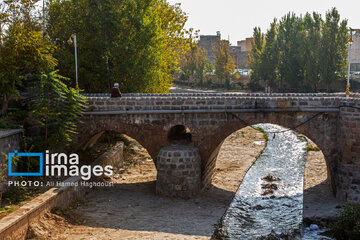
[42,0,46,33]
[346,28,354,97]
[68,31,79,90]
[73,32,78,90]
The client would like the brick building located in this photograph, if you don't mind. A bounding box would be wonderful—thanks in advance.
[234,38,254,68]
[237,38,254,52]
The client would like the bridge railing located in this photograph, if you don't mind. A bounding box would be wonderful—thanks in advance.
[82,92,360,98]
[84,93,360,113]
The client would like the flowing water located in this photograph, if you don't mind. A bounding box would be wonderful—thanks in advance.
[215,124,328,239]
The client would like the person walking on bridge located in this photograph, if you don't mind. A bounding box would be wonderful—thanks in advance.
[111,83,122,98]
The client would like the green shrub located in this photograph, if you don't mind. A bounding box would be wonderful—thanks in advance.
[0,119,20,129]
[29,71,87,151]
[7,108,29,122]
[329,204,360,240]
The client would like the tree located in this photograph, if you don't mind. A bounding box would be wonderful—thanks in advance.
[277,13,305,91]
[260,20,279,92]
[0,0,57,116]
[214,39,235,88]
[248,8,348,93]
[47,0,190,93]
[303,12,322,92]
[30,71,87,151]
[319,8,348,90]
[248,27,265,91]
[180,42,207,85]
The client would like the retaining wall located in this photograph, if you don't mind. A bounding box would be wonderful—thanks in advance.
[0,141,123,240]
[0,129,24,192]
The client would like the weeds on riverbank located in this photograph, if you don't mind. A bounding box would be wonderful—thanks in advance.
[256,127,269,142]
[251,127,268,165]
[212,216,229,240]
[306,144,320,151]
[328,204,360,239]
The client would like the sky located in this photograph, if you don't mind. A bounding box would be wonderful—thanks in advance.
[167,0,359,45]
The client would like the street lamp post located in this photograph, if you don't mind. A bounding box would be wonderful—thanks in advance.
[68,31,78,90]
[346,28,354,97]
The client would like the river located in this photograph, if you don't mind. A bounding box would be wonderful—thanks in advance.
[216,124,332,240]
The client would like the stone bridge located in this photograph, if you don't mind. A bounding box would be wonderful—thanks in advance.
[80,93,360,202]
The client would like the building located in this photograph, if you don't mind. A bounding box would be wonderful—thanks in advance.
[237,38,254,52]
[233,37,253,68]
[350,29,360,71]
[197,31,221,63]
[197,32,254,68]
[229,45,247,68]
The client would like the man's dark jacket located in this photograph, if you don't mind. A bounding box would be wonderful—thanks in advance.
[111,87,122,98]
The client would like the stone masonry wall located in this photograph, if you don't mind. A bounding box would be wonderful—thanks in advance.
[85,93,360,113]
[337,98,360,202]
[0,129,24,192]
[156,145,201,198]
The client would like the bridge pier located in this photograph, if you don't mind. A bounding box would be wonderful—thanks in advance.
[156,145,201,198]
[336,105,360,202]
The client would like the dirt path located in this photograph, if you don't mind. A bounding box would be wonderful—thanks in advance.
[27,127,340,239]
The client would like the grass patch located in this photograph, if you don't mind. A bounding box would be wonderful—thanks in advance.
[251,126,269,165]
[0,206,14,214]
[0,184,44,219]
[256,126,269,142]
[306,144,320,151]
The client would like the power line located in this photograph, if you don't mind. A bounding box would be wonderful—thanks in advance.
[230,112,324,134]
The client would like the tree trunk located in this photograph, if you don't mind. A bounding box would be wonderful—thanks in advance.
[1,95,9,117]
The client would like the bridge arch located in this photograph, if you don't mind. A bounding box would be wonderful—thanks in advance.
[78,120,167,160]
[198,112,338,195]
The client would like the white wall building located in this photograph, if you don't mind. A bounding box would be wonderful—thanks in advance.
[350,30,360,71]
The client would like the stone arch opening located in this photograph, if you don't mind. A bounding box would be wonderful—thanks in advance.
[167,125,192,144]
[200,112,337,197]
[80,130,158,184]
[210,126,266,193]
[302,138,338,219]
[201,120,338,203]
[204,123,338,229]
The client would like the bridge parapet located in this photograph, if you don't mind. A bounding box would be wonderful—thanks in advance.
[85,94,360,113]
[83,92,360,98]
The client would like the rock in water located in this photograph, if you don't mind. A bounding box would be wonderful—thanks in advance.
[310,224,319,230]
